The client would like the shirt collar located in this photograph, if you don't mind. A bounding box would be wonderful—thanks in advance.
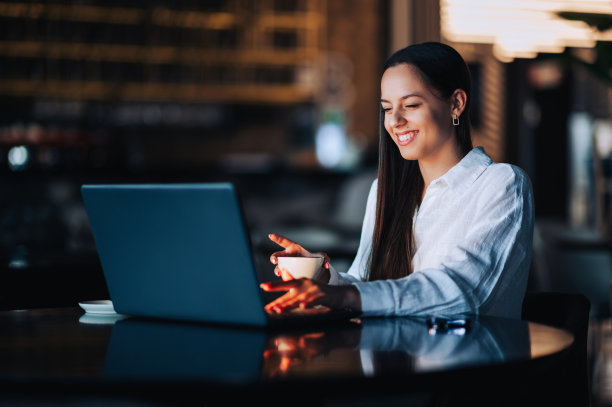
[437,146,492,190]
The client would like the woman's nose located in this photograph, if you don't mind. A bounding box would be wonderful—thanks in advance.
[389,110,405,128]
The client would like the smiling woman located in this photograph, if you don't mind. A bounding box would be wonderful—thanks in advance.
[261,42,534,320]
[370,42,474,282]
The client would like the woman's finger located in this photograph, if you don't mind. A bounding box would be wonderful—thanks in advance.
[279,268,294,281]
[269,233,305,251]
[263,291,296,313]
[279,289,325,312]
[272,267,294,280]
[270,251,285,264]
[260,280,301,292]
[265,290,312,313]
[274,291,309,311]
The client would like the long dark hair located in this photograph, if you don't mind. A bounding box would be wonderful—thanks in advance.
[367,42,473,281]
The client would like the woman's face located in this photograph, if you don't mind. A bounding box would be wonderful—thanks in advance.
[380,63,457,162]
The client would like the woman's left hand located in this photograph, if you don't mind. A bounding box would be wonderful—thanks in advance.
[259,279,361,314]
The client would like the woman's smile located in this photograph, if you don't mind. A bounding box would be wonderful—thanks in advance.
[396,129,418,146]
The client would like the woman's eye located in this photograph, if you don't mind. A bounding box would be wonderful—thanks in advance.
[382,107,391,113]
[405,104,419,109]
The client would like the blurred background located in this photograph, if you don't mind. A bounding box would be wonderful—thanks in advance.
[3,0,612,403]
[1,0,612,324]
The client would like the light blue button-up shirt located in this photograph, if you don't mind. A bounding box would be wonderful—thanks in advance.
[329,147,535,319]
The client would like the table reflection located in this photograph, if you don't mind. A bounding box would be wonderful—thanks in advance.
[0,308,576,406]
[102,315,536,383]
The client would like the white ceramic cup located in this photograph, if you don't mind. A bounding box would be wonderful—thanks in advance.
[277,256,324,279]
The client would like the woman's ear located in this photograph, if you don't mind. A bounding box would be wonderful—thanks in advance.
[450,89,467,117]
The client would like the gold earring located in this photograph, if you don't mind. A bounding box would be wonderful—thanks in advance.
[452,115,459,126]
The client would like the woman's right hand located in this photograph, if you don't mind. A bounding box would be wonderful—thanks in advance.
[268,233,330,282]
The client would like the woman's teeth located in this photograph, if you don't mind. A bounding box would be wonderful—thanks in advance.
[397,130,417,144]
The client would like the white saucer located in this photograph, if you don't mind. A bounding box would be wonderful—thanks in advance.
[79,313,126,325]
[78,300,116,315]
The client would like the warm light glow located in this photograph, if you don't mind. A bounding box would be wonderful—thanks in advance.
[441,0,612,61]
[528,323,574,358]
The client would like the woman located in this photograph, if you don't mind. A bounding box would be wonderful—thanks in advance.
[260,42,534,319]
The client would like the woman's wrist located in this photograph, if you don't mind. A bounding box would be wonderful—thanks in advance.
[339,285,361,313]
[316,267,331,283]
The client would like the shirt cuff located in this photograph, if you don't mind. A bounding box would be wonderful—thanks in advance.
[328,265,360,285]
[352,280,397,317]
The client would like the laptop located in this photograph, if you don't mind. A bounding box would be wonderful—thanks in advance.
[81,183,358,327]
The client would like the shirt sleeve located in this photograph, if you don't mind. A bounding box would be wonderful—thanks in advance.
[328,179,378,285]
[352,166,534,318]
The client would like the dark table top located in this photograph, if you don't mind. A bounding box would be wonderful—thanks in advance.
[0,307,574,406]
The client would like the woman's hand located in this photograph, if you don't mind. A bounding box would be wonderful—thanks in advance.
[262,332,325,377]
[259,279,361,315]
[269,233,331,282]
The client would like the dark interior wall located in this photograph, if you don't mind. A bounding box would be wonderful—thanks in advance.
[531,71,571,220]
[505,58,570,220]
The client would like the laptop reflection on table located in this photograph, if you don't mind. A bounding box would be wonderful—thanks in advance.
[102,318,265,382]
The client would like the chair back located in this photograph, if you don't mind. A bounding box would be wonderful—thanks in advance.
[521,291,591,406]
